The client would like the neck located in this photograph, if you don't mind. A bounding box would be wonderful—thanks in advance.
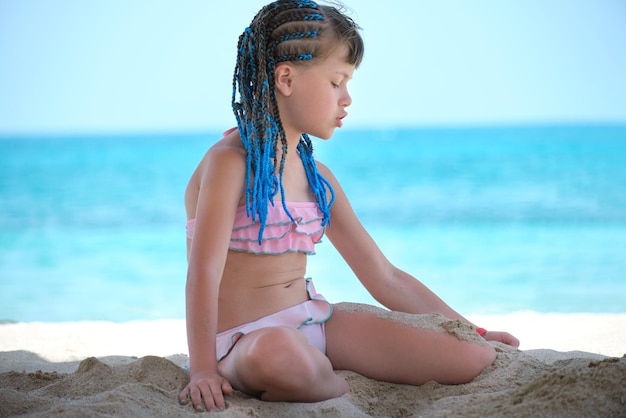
[284,126,304,146]
[278,129,304,161]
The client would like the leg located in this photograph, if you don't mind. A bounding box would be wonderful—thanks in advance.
[217,326,349,402]
[325,306,496,385]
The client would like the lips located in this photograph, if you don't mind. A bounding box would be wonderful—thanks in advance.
[336,113,348,127]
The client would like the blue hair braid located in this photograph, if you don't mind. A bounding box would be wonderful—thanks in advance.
[233,0,352,244]
[297,134,334,226]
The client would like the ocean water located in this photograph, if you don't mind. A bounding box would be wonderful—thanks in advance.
[1,125,625,322]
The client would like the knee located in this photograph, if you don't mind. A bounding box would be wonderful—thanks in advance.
[245,327,320,386]
[456,342,496,384]
[240,327,348,402]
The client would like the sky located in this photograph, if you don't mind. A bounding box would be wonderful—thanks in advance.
[1,0,625,135]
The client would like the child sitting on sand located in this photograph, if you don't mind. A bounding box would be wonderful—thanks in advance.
[179,0,519,412]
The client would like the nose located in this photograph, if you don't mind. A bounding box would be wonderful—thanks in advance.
[340,90,352,108]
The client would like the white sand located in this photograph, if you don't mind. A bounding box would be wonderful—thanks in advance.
[1,312,625,417]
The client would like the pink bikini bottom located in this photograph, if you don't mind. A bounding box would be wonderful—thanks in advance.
[216,278,332,361]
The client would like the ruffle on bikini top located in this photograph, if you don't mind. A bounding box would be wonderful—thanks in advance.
[231,201,325,255]
[186,201,325,255]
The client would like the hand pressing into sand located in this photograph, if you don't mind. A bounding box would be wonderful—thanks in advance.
[483,331,520,348]
[179,370,233,412]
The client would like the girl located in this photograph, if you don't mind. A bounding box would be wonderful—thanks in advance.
[180,0,519,412]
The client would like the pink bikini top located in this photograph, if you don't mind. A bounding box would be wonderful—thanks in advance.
[186,201,325,255]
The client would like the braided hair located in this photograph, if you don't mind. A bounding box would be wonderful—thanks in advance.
[232,0,363,244]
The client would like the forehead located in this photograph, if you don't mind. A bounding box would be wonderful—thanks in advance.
[318,44,356,76]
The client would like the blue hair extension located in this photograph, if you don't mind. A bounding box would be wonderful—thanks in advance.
[278,30,318,42]
[297,134,334,226]
[295,0,317,8]
[232,0,338,244]
[276,53,314,63]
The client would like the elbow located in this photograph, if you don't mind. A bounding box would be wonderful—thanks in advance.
[366,265,404,307]
[185,264,221,293]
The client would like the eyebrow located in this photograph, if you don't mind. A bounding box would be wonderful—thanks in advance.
[335,70,353,80]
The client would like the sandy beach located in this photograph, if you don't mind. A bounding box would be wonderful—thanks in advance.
[1,310,625,417]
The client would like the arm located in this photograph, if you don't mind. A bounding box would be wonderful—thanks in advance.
[320,164,519,347]
[179,145,246,411]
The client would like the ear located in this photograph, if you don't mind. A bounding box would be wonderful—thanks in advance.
[274,64,295,97]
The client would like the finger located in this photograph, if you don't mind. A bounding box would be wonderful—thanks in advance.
[496,333,520,348]
[178,385,189,404]
[222,379,234,395]
[190,385,209,412]
[202,384,224,412]
[209,383,227,410]
[508,335,521,348]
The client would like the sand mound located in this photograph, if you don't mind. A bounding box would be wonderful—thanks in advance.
[1,348,624,417]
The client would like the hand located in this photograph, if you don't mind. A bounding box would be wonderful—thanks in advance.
[179,369,233,412]
[483,331,520,348]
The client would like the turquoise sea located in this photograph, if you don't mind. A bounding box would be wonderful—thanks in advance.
[1,125,625,322]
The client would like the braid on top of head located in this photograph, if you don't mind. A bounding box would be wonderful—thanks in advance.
[232,0,363,244]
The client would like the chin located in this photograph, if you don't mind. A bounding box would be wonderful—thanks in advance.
[308,129,335,140]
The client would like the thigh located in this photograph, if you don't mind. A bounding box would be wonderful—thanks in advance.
[324,304,496,385]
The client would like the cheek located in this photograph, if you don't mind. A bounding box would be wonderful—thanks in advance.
[284,83,334,126]
[298,92,327,115]
[310,90,333,111]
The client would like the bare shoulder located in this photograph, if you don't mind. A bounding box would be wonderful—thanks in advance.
[205,134,246,174]
[313,159,338,185]
[185,130,247,218]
